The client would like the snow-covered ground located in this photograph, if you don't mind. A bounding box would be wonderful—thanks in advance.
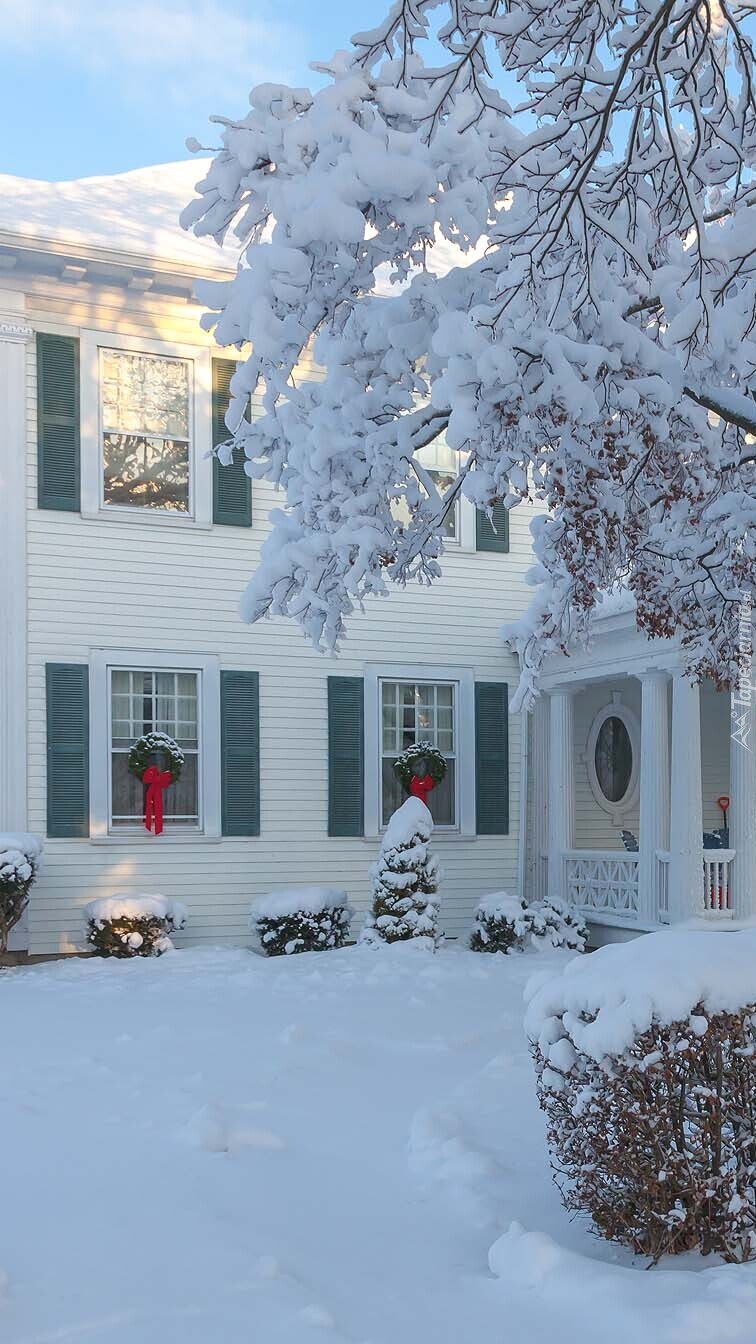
[3,943,756,1343]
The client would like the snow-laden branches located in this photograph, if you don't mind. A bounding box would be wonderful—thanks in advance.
[182,0,756,698]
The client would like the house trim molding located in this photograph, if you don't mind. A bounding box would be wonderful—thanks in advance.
[0,314,32,839]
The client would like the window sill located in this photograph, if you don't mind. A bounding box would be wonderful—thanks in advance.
[89,832,222,845]
[81,509,212,531]
[362,832,478,844]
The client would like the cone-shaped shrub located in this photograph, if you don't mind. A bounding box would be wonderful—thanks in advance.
[361,798,441,947]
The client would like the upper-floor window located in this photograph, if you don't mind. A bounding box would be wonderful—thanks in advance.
[393,434,465,543]
[417,437,460,541]
[100,349,192,513]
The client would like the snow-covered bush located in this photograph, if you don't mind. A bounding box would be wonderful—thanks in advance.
[85,895,187,958]
[361,798,441,949]
[527,930,756,1263]
[469,892,531,954]
[469,892,586,955]
[0,834,42,955]
[251,887,353,956]
[528,896,587,953]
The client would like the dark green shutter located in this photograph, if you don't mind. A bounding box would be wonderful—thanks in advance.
[212,358,252,526]
[220,670,260,835]
[327,677,364,837]
[37,333,80,511]
[476,499,509,553]
[46,663,89,837]
[475,681,509,835]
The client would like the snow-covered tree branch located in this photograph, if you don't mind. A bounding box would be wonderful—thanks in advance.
[182,0,756,701]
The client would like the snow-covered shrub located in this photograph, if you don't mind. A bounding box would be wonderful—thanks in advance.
[251,887,353,956]
[85,895,187,958]
[469,893,586,955]
[361,798,442,948]
[469,892,531,954]
[528,896,587,953]
[527,930,756,1263]
[0,834,42,954]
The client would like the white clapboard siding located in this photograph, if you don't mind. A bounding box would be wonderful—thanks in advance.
[23,277,539,954]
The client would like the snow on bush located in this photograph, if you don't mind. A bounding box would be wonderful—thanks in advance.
[528,896,587,954]
[85,894,187,959]
[0,833,42,954]
[361,798,442,949]
[526,929,756,1262]
[469,892,531,954]
[251,887,353,957]
[470,893,586,955]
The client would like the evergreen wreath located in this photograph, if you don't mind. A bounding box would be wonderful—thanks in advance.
[127,731,184,784]
[393,740,447,793]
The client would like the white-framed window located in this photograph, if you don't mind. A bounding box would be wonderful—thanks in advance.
[393,433,476,549]
[89,650,220,840]
[101,349,192,513]
[380,680,457,826]
[585,694,640,823]
[80,331,213,527]
[110,669,200,828]
[364,663,476,836]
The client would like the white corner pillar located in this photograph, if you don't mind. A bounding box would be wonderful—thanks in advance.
[531,694,550,902]
[638,672,670,923]
[668,674,703,921]
[547,689,575,901]
[729,683,756,917]
[0,308,32,833]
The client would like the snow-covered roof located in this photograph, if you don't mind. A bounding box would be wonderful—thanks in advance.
[0,159,234,275]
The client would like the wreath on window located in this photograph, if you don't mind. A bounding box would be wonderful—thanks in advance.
[393,741,447,793]
[127,731,184,784]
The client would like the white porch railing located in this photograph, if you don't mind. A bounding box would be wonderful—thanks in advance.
[566,848,736,924]
[657,851,670,923]
[703,850,735,914]
[563,850,640,920]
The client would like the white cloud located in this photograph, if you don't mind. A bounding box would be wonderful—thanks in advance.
[0,0,305,108]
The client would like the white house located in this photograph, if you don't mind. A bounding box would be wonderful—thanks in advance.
[521,594,756,944]
[0,160,539,956]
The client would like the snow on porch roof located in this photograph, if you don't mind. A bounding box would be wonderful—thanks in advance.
[0,159,235,274]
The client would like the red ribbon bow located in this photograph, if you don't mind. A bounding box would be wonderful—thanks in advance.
[410,773,435,806]
[142,765,172,836]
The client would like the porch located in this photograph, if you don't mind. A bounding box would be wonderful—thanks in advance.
[528,607,756,933]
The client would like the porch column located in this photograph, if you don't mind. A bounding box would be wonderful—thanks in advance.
[729,684,756,916]
[531,695,550,902]
[668,674,703,921]
[547,689,575,901]
[638,672,670,923]
[0,306,32,833]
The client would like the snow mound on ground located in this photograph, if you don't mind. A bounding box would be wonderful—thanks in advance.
[251,887,351,920]
[525,928,756,1063]
[84,894,188,929]
[489,1220,756,1343]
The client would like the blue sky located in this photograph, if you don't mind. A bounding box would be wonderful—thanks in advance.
[0,0,390,181]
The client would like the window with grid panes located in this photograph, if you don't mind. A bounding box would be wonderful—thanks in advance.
[110,669,200,828]
[392,435,461,540]
[100,349,192,512]
[380,680,456,826]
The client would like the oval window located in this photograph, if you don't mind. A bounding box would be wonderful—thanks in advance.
[594,715,633,804]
